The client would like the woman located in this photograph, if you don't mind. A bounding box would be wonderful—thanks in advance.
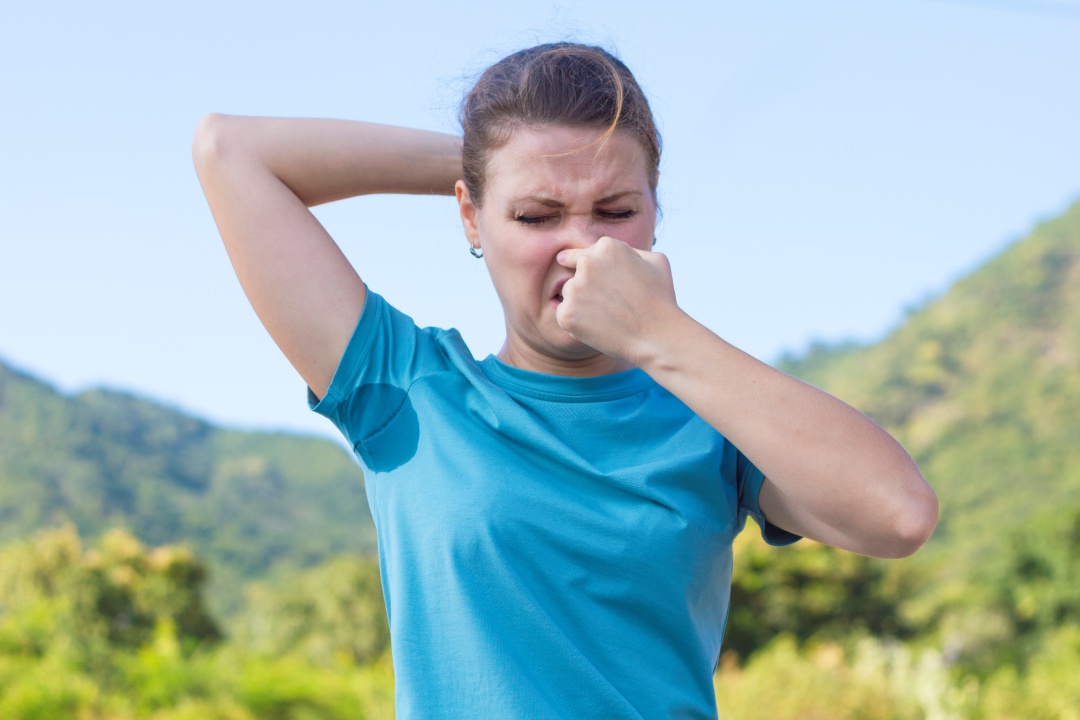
[194,43,937,719]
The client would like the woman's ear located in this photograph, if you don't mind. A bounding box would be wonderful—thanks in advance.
[455,180,481,251]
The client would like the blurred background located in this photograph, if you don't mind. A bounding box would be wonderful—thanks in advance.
[2,1,1079,717]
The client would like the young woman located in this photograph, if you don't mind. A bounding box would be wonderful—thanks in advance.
[194,42,937,719]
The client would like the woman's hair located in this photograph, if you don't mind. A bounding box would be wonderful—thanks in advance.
[460,42,661,205]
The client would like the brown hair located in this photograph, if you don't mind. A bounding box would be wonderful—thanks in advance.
[460,42,662,205]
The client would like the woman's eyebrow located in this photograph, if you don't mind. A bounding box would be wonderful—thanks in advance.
[595,190,642,204]
[509,190,642,207]
[508,195,564,208]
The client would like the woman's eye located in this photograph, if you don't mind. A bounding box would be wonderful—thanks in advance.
[514,215,552,226]
[598,210,636,221]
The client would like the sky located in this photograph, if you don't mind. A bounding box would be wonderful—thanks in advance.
[2,0,1079,442]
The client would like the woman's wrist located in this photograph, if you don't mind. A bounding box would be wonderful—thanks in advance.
[631,305,706,377]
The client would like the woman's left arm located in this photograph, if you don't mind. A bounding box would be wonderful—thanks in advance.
[556,239,939,559]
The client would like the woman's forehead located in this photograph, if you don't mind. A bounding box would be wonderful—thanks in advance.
[484,126,651,200]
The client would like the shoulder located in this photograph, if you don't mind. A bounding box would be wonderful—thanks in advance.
[310,288,472,419]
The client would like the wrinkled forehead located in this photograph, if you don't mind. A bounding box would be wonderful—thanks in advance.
[483,125,653,202]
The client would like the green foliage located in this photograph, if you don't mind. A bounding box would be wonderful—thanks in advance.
[234,656,372,720]
[0,526,220,665]
[976,625,1080,720]
[777,200,1080,574]
[725,526,922,660]
[990,508,1080,641]
[0,529,397,719]
[715,627,1080,720]
[237,555,390,667]
[940,506,1080,675]
[0,360,377,619]
[0,655,100,720]
[0,521,1078,719]
[714,635,931,720]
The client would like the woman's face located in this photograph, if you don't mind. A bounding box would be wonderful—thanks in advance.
[456,125,658,375]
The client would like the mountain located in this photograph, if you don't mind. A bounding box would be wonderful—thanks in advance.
[3,197,1078,617]
[778,198,1080,569]
[0,360,376,614]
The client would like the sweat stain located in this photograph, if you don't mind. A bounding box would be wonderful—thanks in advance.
[348,383,420,473]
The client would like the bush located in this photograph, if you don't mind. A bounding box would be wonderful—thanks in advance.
[714,634,972,720]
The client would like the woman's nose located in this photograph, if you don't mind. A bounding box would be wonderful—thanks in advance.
[557,216,597,250]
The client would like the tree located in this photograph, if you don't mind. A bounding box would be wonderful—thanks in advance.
[0,525,220,667]
[238,554,389,666]
[724,526,920,661]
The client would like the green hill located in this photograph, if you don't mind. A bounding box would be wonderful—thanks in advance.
[778,198,1080,569]
[4,200,1080,718]
[3,198,1079,619]
[0,361,375,614]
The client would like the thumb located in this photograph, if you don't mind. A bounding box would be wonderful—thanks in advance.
[556,249,582,268]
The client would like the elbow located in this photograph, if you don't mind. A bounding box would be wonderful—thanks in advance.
[192,112,235,176]
[880,474,939,559]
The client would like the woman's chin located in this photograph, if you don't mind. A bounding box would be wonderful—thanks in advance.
[499,330,626,376]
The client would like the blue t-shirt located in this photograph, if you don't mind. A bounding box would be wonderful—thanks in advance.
[310,289,798,719]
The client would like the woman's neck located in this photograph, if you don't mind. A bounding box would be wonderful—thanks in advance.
[496,340,632,377]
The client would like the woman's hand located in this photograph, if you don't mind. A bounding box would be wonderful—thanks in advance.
[554,236,682,366]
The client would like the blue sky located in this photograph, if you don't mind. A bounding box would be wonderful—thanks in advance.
[2,0,1079,440]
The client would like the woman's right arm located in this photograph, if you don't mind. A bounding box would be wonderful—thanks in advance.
[192,115,462,399]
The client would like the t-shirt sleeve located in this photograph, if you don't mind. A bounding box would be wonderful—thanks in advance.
[735,451,801,546]
[308,288,446,470]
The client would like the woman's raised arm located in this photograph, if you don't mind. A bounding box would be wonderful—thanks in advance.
[192,116,461,399]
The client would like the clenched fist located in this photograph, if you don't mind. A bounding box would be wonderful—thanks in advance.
[555,236,682,366]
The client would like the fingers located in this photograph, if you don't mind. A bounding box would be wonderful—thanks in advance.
[550,235,677,366]
[556,248,581,268]
[557,236,652,269]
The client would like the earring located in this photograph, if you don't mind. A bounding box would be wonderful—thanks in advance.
[469,247,483,259]
[652,236,657,247]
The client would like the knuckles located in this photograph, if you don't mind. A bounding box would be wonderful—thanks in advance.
[552,236,673,356]
[554,300,580,333]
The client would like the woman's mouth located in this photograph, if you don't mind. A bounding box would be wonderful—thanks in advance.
[552,278,569,303]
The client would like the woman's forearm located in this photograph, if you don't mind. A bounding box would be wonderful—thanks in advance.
[194,114,462,206]
[636,309,938,559]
